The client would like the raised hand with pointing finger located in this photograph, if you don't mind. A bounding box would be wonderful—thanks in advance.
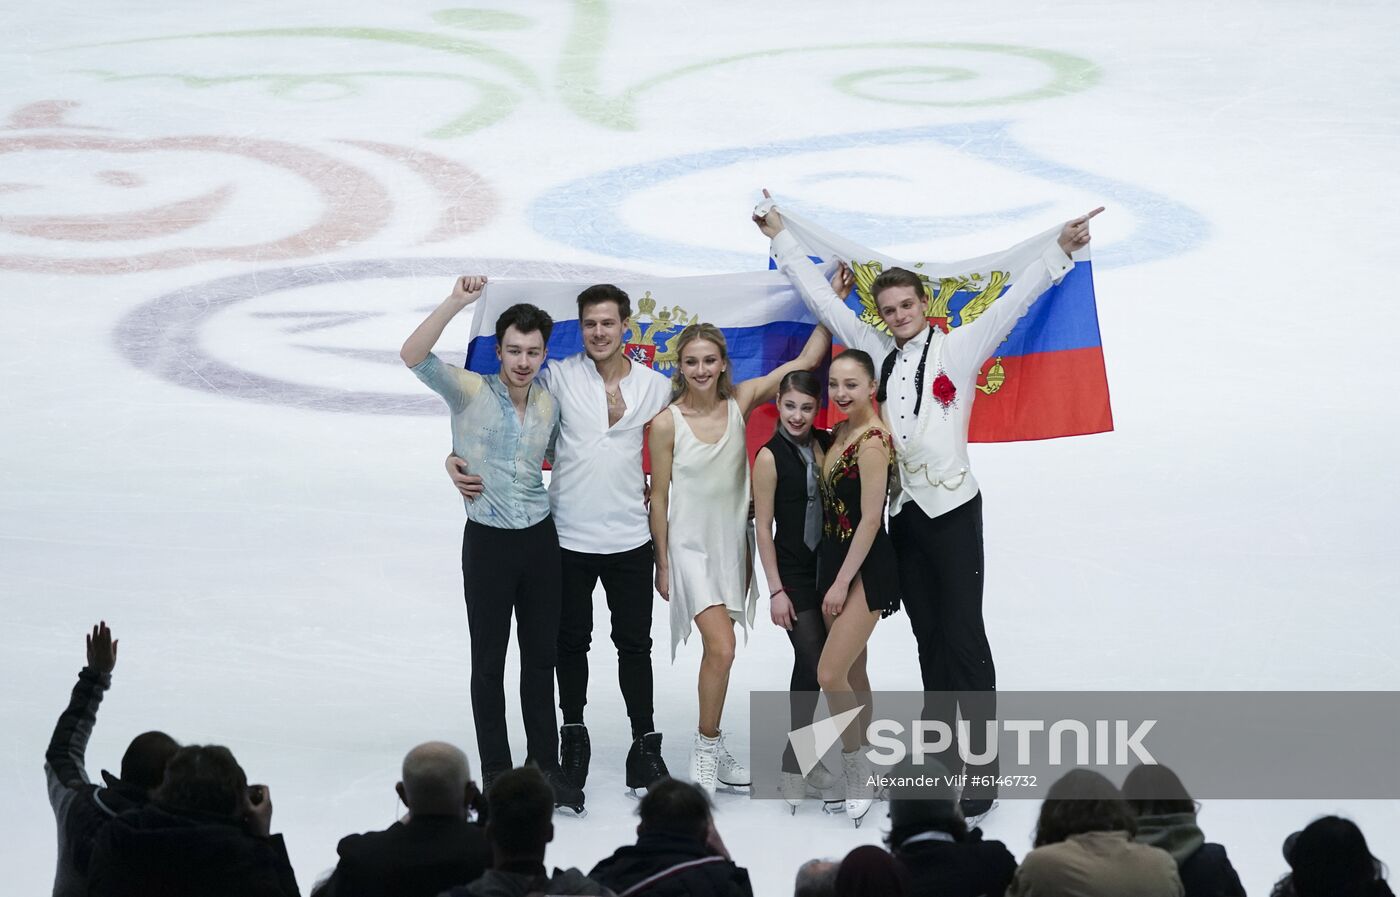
[1058,206,1105,255]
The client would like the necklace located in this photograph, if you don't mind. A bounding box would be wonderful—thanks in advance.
[606,387,622,406]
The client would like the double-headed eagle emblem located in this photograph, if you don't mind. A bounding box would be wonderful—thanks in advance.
[621,291,698,370]
[847,260,1012,396]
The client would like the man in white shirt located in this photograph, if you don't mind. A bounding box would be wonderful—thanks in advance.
[448,285,674,795]
[754,198,1100,816]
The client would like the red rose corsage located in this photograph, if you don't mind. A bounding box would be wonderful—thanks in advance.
[932,372,957,408]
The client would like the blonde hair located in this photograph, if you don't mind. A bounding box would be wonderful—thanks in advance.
[670,323,734,402]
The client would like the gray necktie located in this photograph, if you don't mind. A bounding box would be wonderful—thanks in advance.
[779,428,821,551]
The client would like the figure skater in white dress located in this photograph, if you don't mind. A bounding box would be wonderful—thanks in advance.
[648,321,830,794]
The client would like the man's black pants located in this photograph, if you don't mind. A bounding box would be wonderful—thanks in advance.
[461,517,562,778]
[889,493,997,782]
[556,541,656,740]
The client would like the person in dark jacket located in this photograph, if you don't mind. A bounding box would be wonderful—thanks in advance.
[588,777,752,897]
[1269,815,1393,897]
[441,766,609,897]
[885,760,1016,897]
[1123,764,1245,897]
[313,742,490,897]
[86,743,300,897]
[44,621,179,897]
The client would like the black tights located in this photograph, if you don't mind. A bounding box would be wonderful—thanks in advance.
[782,607,828,773]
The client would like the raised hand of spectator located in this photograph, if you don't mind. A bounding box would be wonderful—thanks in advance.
[244,784,273,838]
[86,621,117,674]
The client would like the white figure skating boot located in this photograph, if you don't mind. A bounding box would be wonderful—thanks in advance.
[841,749,875,828]
[780,770,806,813]
[714,730,751,793]
[690,731,720,795]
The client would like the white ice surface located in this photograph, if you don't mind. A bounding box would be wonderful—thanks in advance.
[2,2,1398,895]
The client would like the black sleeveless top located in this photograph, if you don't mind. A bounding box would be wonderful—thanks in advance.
[763,429,830,613]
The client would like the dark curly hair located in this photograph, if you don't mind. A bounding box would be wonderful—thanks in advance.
[494,303,554,346]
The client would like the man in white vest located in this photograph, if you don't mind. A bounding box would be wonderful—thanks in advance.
[754,195,1101,816]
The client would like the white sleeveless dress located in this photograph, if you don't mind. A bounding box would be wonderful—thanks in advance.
[666,398,758,658]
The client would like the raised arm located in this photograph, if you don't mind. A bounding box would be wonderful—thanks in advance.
[45,622,118,790]
[754,192,887,356]
[647,409,676,602]
[945,208,1102,376]
[821,436,891,617]
[735,324,830,419]
[752,448,794,631]
[400,275,485,367]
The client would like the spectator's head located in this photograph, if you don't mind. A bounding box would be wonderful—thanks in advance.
[576,284,631,363]
[396,741,474,818]
[886,759,966,848]
[1278,816,1388,897]
[636,777,712,843]
[869,267,929,343]
[834,845,909,897]
[794,858,838,897]
[1033,769,1136,848]
[119,731,179,794]
[1122,763,1198,817]
[155,745,248,817]
[776,369,822,440]
[671,322,733,401]
[493,303,553,391]
[888,800,967,845]
[483,767,554,864]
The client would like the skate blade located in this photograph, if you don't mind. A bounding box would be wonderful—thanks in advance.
[625,787,647,801]
[554,805,588,819]
[820,800,845,815]
[716,781,751,795]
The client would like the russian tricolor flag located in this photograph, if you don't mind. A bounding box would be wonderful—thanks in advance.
[773,206,1113,444]
[463,209,1111,458]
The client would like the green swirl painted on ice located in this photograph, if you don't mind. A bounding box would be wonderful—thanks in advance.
[80,69,520,138]
[59,3,1099,137]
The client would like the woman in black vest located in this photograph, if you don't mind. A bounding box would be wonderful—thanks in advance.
[753,369,840,813]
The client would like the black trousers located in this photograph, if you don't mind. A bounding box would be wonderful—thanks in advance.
[556,541,656,739]
[461,517,561,778]
[889,493,997,780]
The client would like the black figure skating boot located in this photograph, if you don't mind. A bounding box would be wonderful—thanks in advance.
[536,762,587,818]
[625,732,669,797]
[560,723,591,790]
